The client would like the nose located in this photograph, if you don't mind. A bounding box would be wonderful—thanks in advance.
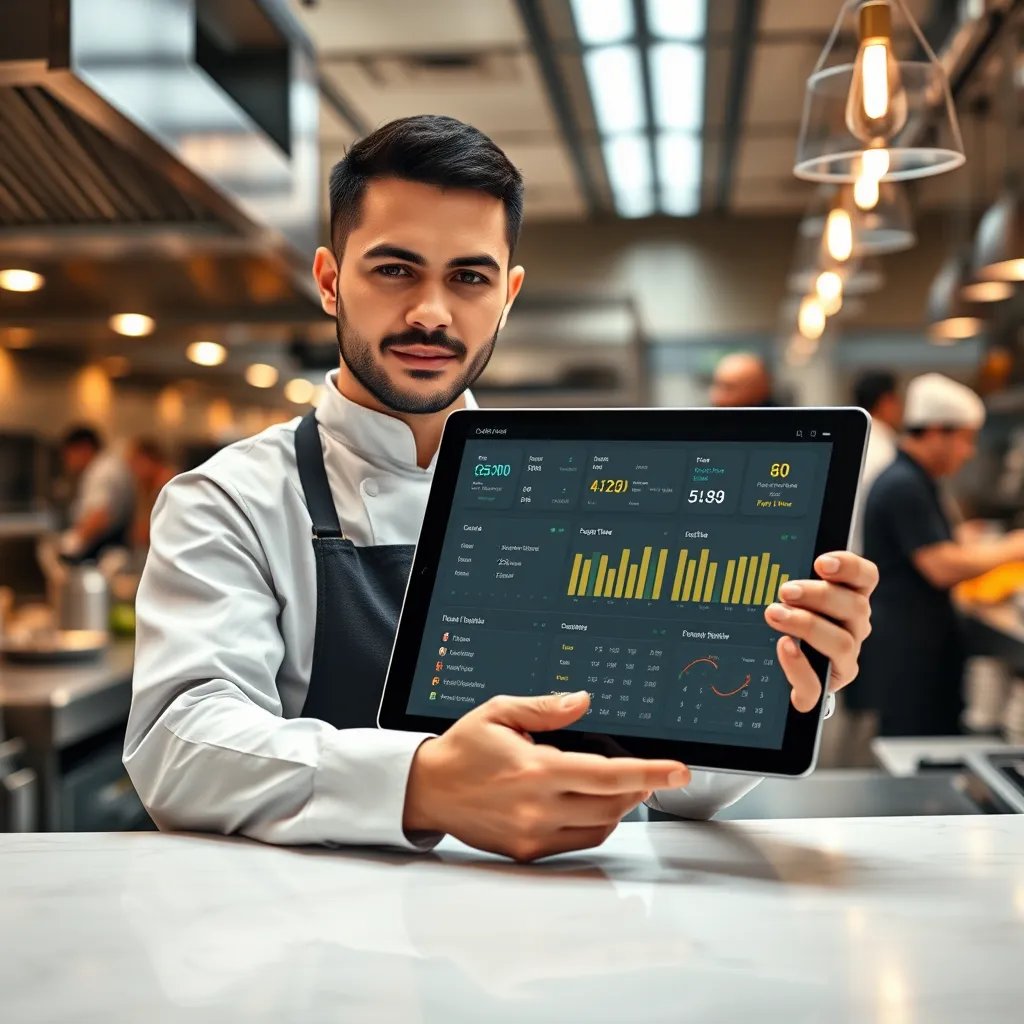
[405,282,453,336]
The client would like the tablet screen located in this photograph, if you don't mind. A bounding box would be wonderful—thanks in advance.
[404,439,833,751]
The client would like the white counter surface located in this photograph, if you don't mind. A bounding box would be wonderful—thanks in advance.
[3,817,1023,1023]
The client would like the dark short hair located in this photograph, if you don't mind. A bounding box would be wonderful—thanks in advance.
[853,371,897,413]
[328,115,524,258]
[61,426,102,451]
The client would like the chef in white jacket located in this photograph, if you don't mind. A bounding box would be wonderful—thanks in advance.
[124,115,877,863]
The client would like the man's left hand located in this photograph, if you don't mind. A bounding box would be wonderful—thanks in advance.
[764,551,879,713]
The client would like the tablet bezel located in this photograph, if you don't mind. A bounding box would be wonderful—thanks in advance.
[378,407,869,778]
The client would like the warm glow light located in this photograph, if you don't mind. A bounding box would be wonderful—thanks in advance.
[109,313,155,337]
[75,365,113,419]
[862,148,890,178]
[929,316,983,342]
[186,341,227,367]
[960,280,1014,303]
[207,398,234,435]
[815,271,844,316]
[826,208,853,261]
[2,327,34,349]
[157,387,185,427]
[862,43,890,120]
[284,378,316,405]
[798,295,826,340]
[854,173,880,210]
[245,363,279,389]
[982,257,1024,282]
[0,268,44,292]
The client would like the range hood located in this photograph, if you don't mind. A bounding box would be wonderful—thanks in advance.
[0,0,323,339]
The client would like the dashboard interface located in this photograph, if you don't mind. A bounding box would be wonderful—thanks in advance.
[405,439,833,750]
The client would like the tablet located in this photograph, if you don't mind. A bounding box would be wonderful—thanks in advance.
[379,408,869,778]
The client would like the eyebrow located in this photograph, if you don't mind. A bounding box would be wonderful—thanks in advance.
[362,244,501,273]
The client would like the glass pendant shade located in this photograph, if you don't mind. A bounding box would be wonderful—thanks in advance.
[800,182,915,255]
[787,226,885,295]
[794,0,964,182]
[971,189,1024,283]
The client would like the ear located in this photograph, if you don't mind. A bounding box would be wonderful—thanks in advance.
[312,247,339,317]
[498,265,526,331]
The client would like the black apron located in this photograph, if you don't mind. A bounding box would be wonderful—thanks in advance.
[294,412,414,729]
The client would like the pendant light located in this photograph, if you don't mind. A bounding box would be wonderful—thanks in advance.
[799,182,915,255]
[794,0,964,182]
[971,25,1024,283]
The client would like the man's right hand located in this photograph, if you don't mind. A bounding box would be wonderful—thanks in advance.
[402,691,690,862]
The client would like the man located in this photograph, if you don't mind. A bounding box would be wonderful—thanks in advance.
[58,426,135,562]
[860,373,1024,737]
[124,116,877,862]
[708,352,776,408]
[854,370,902,503]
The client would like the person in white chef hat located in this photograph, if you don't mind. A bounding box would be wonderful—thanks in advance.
[859,373,1024,737]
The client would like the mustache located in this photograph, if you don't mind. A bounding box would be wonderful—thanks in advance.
[380,329,466,358]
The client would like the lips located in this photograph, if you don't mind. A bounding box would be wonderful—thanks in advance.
[387,345,458,369]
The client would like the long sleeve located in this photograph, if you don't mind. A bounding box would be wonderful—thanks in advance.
[123,474,438,850]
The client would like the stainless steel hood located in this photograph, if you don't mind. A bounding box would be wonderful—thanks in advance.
[0,0,323,340]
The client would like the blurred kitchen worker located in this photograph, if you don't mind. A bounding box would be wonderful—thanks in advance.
[709,352,776,408]
[128,438,177,551]
[59,425,135,562]
[859,374,1024,736]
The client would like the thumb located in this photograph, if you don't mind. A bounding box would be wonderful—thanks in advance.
[484,690,591,732]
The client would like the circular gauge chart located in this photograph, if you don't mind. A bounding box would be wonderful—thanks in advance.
[672,646,775,738]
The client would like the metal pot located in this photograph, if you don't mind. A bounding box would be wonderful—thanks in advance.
[56,563,110,633]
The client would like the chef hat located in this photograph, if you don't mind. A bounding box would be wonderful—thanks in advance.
[903,373,985,430]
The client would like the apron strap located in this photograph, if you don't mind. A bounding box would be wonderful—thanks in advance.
[295,411,343,539]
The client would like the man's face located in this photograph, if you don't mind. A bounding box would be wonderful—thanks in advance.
[62,443,94,475]
[708,355,771,408]
[943,427,978,476]
[313,178,524,415]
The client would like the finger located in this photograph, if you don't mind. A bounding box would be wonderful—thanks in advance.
[558,791,649,827]
[776,579,872,643]
[508,825,618,863]
[814,551,879,596]
[777,636,822,712]
[482,690,591,734]
[548,751,690,795]
[766,602,859,683]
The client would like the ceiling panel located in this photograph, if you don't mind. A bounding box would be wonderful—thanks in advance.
[744,41,822,126]
[288,0,526,55]
[735,135,803,182]
[760,0,934,35]
[320,54,558,137]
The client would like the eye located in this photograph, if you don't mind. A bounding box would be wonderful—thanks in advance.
[374,264,411,279]
[453,270,488,285]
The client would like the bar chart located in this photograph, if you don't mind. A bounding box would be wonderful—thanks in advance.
[566,545,790,606]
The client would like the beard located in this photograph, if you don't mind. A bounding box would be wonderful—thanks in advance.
[335,297,498,415]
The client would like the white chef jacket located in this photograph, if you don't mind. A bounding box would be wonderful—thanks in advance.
[124,371,762,851]
[71,450,135,528]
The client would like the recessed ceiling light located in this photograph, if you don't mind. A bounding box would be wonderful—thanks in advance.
[646,0,706,41]
[650,44,704,132]
[109,313,155,337]
[569,0,634,45]
[584,46,646,134]
[284,378,316,404]
[245,363,279,388]
[603,135,654,217]
[187,341,227,367]
[0,269,44,292]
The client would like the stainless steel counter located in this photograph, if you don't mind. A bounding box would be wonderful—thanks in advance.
[0,641,138,829]
[1,817,1021,1022]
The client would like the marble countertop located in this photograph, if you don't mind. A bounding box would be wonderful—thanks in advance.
[3,816,1023,1023]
